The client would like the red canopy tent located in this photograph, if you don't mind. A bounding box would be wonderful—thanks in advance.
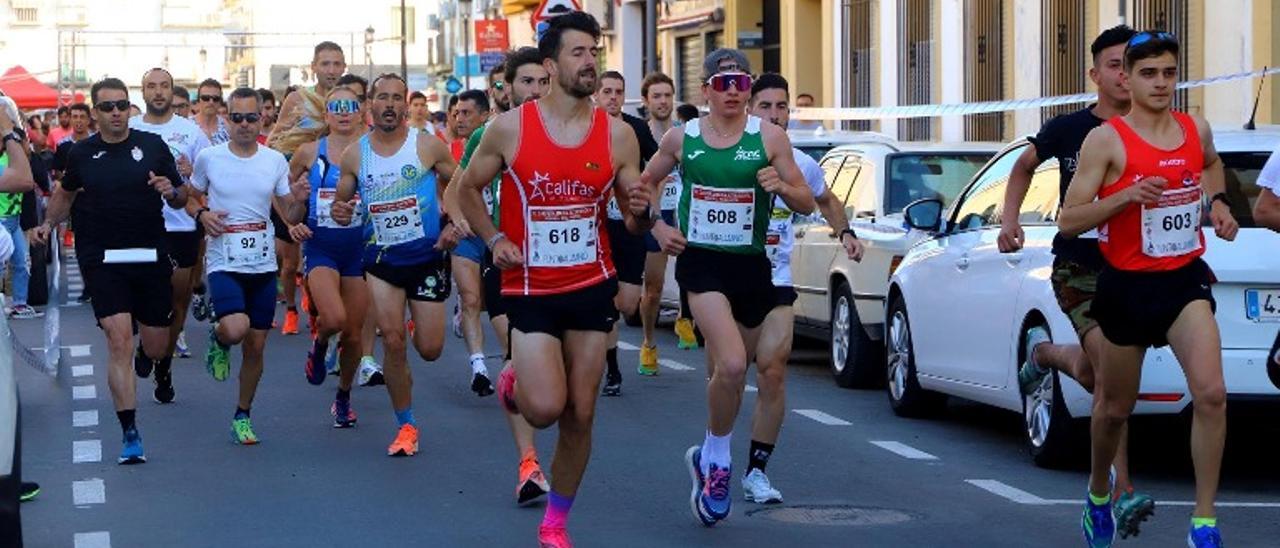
[0,66,61,110]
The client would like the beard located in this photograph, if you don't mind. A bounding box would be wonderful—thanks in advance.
[562,70,597,99]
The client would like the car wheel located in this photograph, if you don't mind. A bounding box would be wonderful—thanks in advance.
[829,282,882,389]
[1020,326,1084,469]
[885,297,946,417]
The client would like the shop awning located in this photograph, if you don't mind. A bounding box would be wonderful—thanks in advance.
[0,66,61,110]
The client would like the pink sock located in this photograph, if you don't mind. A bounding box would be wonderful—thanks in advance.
[541,491,574,529]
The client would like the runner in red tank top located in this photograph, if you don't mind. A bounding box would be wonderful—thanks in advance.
[1058,32,1239,548]
[453,12,652,548]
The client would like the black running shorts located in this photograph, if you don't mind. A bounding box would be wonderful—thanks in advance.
[505,278,620,339]
[166,229,202,269]
[1092,258,1216,348]
[606,219,645,285]
[675,246,774,329]
[81,257,175,327]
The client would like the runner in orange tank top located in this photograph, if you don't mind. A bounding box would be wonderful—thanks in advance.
[454,12,651,548]
[1058,31,1239,548]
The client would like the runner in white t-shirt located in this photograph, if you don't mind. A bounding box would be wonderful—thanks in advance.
[738,73,863,505]
[1255,145,1280,384]
[190,87,308,445]
[128,67,213,403]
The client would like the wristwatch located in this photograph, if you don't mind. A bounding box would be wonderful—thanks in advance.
[838,228,859,241]
[1210,192,1232,208]
[1,131,20,148]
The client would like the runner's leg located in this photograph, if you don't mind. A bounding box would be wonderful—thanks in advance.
[409,300,446,362]
[101,314,140,411]
[237,329,269,411]
[750,304,792,447]
[1165,301,1226,519]
[690,291,754,437]
[549,329,608,500]
[1088,341,1144,498]
[639,252,668,349]
[368,275,412,412]
[336,276,369,392]
[452,255,492,393]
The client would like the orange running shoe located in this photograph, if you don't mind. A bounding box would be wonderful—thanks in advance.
[282,309,300,335]
[517,453,550,505]
[387,424,419,456]
[537,526,572,548]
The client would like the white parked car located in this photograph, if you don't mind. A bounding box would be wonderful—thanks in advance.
[789,142,998,388]
[886,128,1280,467]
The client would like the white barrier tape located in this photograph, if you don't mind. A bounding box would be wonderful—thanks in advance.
[792,67,1280,121]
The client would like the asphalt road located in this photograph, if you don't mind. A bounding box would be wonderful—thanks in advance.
[10,262,1280,547]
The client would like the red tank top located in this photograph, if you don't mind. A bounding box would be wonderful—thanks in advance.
[1097,112,1205,272]
[500,101,616,296]
[450,138,465,162]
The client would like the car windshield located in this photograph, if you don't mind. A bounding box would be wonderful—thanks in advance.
[885,153,993,214]
[796,145,833,162]
[1218,151,1269,228]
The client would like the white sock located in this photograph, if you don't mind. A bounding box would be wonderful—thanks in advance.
[700,430,732,475]
[470,353,488,375]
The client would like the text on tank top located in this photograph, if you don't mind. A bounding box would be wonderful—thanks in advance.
[677,116,773,254]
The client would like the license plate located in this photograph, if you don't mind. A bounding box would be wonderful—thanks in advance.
[1245,289,1280,322]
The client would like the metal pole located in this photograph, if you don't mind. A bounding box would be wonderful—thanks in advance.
[463,8,470,90]
[645,0,657,74]
[400,0,408,79]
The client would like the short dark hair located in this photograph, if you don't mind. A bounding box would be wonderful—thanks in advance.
[256,88,276,106]
[227,87,262,111]
[457,89,490,112]
[750,73,790,102]
[600,71,624,87]
[1091,25,1137,62]
[409,91,427,103]
[504,47,544,84]
[538,11,602,59]
[314,41,344,61]
[447,94,459,110]
[198,78,223,94]
[488,59,507,82]
[90,77,128,104]
[336,74,368,95]
[641,72,674,99]
[370,73,406,96]
[797,93,815,102]
[1124,31,1179,70]
[142,67,173,87]
[56,106,69,115]
[675,103,700,124]
[172,86,190,101]
[69,103,91,116]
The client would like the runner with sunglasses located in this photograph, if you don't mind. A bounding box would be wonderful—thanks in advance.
[32,77,188,464]
[329,73,460,457]
[190,87,310,445]
[643,49,814,527]
[193,78,230,146]
[283,86,370,427]
[1061,31,1237,548]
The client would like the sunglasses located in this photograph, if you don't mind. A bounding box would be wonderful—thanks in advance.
[95,100,132,113]
[327,99,361,114]
[706,72,753,93]
[199,94,223,103]
[491,81,505,90]
[229,112,262,124]
[1126,31,1176,51]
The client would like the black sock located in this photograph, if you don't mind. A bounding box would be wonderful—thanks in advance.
[117,409,136,434]
[336,388,351,403]
[606,348,619,376]
[748,440,775,474]
[193,285,206,295]
[156,355,172,373]
[678,288,691,320]
[235,407,251,419]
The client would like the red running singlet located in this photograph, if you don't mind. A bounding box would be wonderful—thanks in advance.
[1097,112,1205,272]
[499,101,616,296]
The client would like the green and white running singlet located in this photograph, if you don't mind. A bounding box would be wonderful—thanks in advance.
[677,116,772,254]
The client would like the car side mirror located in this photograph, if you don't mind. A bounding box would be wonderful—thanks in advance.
[904,198,943,232]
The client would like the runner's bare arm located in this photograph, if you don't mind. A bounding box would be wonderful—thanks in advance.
[268,92,302,143]
[419,133,457,203]
[330,139,362,226]
[998,144,1044,252]
[33,182,75,245]
[1255,188,1280,232]
[608,117,651,235]
[1059,126,1148,237]
[456,113,512,247]
[1194,115,1239,241]
[640,126,681,198]
[284,142,316,224]
[761,123,815,214]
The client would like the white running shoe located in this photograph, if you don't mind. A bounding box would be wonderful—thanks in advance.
[175,330,191,358]
[742,469,783,504]
[358,356,385,387]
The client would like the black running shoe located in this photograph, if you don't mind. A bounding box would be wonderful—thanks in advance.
[471,372,495,397]
[602,369,622,397]
[20,481,39,502]
[133,344,153,378]
[153,360,175,404]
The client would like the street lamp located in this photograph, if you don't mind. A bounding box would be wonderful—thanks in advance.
[199,47,207,78]
[400,0,408,80]
[460,0,472,90]
[365,26,375,81]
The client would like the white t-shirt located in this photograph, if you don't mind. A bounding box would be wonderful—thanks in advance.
[768,148,828,287]
[1258,143,1280,194]
[192,143,291,274]
[130,114,212,232]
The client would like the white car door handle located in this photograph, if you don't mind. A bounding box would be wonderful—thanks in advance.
[955,256,970,270]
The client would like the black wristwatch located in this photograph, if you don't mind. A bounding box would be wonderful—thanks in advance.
[1,131,20,148]
[1210,192,1232,208]
[194,207,210,222]
[838,228,858,241]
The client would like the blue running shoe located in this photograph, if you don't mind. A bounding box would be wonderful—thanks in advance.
[1187,523,1223,548]
[685,446,717,527]
[118,428,146,465]
[1082,496,1116,548]
[305,337,328,386]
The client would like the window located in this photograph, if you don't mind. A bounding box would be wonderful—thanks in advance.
[1016,160,1062,225]
[1218,151,1270,228]
[828,156,860,205]
[950,147,1021,231]
[847,157,878,218]
[392,6,416,44]
[13,7,38,24]
[820,155,847,194]
[884,153,993,214]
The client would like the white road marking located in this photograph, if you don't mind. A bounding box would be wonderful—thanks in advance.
[870,440,939,460]
[793,409,852,426]
[72,478,106,505]
[72,364,94,377]
[72,385,97,400]
[616,341,639,351]
[68,345,91,357]
[73,410,99,428]
[745,384,758,393]
[73,440,102,463]
[74,532,111,548]
[967,479,1280,508]
[659,358,695,372]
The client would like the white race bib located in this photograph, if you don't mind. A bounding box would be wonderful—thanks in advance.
[1141,186,1202,258]
[369,197,425,246]
[316,189,362,229]
[660,175,682,211]
[223,222,273,268]
[688,185,755,246]
[528,204,597,268]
